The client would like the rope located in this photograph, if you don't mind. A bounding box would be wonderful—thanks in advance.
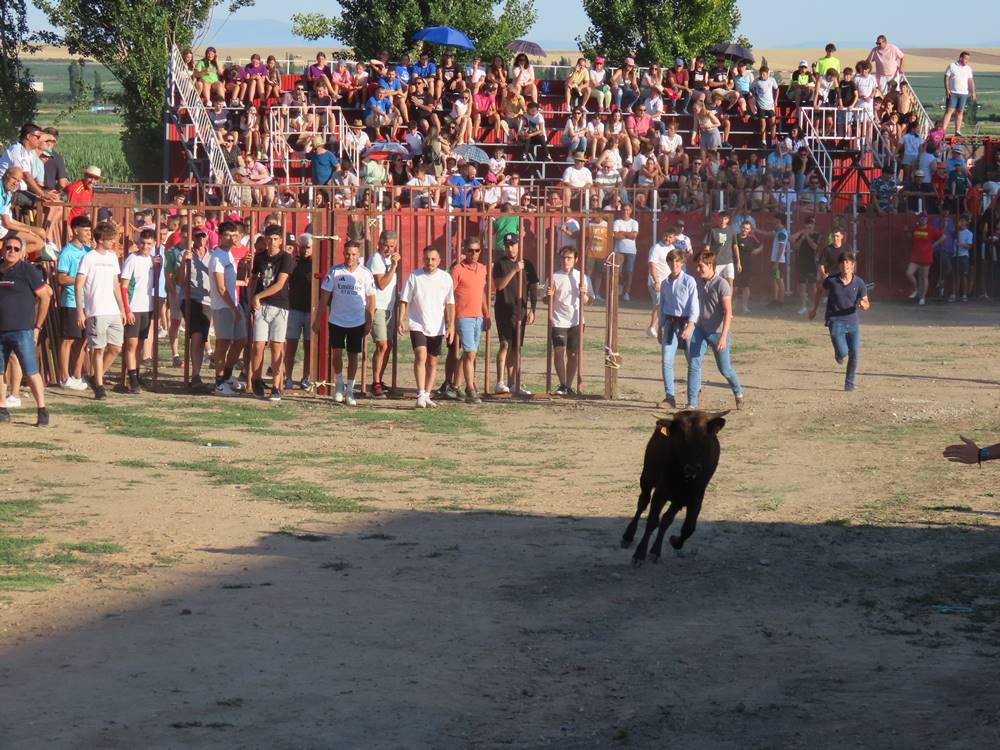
[604,345,621,370]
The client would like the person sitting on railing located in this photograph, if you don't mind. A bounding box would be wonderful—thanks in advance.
[689,56,711,112]
[342,118,371,161]
[728,60,756,118]
[262,55,283,102]
[641,63,664,101]
[658,120,687,175]
[520,101,550,162]
[611,57,641,113]
[394,53,413,87]
[565,58,592,113]
[472,82,502,142]
[181,48,201,100]
[365,86,402,142]
[387,154,411,207]
[562,151,594,208]
[328,60,353,106]
[243,153,275,207]
[625,102,653,157]
[305,52,335,96]
[437,53,465,108]
[604,109,631,162]
[787,60,816,110]
[499,87,526,144]
[208,96,230,132]
[223,64,247,107]
[243,54,268,105]
[407,75,439,135]
[312,81,337,135]
[406,162,440,209]
[643,88,668,136]
[449,161,482,210]
[194,47,225,104]
[634,151,664,211]
[411,51,437,96]
[666,57,692,113]
[509,53,537,105]
[219,132,242,174]
[562,107,590,155]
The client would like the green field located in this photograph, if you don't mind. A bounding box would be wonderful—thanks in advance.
[906,72,1000,135]
[24,60,122,98]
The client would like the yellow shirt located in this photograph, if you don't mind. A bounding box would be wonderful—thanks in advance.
[816,56,841,76]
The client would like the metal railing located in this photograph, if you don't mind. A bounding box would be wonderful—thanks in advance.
[264,105,347,181]
[796,107,837,188]
[899,72,934,137]
[169,45,241,205]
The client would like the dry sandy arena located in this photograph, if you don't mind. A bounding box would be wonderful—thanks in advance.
[1,299,998,749]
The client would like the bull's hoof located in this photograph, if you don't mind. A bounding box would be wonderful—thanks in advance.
[669,535,684,550]
[620,537,632,549]
[631,556,644,567]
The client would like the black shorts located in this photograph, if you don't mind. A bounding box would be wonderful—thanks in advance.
[494,308,526,345]
[758,109,775,120]
[183,303,211,340]
[124,311,152,341]
[410,331,444,357]
[329,322,365,354]
[60,306,84,340]
[551,325,580,350]
[795,259,817,284]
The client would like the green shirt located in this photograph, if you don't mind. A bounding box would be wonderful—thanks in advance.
[492,215,520,254]
[816,56,841,77]
[195,59,220,84]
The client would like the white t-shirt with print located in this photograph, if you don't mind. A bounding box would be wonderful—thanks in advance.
[76,249,122,318]
[208,248,238,310]
[549,268,589,328]
[366,252,397,310]
[399,268,454,336]
[321,264,377,327]
[647,241,671,285]
[120,253,154,313]
[612,218,639,255]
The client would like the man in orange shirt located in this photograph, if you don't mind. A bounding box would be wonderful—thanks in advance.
[447,237,490,403]
[63,165,101,222]
[906,212,943,305]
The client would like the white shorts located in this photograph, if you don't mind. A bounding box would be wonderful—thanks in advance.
[717,262,735,281]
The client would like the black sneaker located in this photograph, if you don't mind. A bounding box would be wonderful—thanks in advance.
[268,387,282,402]
[35,407,49,427]
[94,385,107,401]
[191,374,203,388]
[128,375,142,395]
[252,379,266,399]
[0,407,9,423]
[554,384,569,396]
[465,387,481,404]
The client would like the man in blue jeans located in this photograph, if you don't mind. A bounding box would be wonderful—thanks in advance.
[656,248,699,408]
[0,234,53,426]
[809,250,870,391]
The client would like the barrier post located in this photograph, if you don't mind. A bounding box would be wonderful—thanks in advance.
[483,227,492,396]
[183,218,192,389]
[152,207,162,390]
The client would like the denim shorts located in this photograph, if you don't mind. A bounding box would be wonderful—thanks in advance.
[0,329,39,377]
[456,316,483,352]
[619,253,636,273]
[947,93,969,111]
[286,308,311,342]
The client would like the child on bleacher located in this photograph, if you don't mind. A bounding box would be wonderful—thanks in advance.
[488,149,507,184]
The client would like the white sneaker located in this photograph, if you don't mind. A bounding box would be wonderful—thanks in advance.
[797,306,808,315]
[515,385,533,397]
[69,377,88,390]
[333,389,345,403]
[425,395,438,408]
[741,306,751,314]
[948,294,956,303]
[908,290,919,299]
[918,298,926,306]
[214,382,236,397]
[646,326,657,338]
[5,395,21,408]
[623,292,631,302]
[345,394,357,406]
[416,393,428,408]
[225,375,244,392]
[495,382,510,394]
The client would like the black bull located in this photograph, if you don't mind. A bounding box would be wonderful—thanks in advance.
[621,410,729,564]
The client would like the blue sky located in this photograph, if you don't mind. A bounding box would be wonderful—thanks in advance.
[28,1,999,49]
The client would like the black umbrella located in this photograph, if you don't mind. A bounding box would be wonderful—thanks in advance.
[709,42,754,63]
[507,39,546,57]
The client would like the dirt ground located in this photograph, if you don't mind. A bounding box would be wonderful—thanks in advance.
[1,298,999,749]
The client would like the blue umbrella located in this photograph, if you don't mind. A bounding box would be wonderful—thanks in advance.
[412,26,474,50]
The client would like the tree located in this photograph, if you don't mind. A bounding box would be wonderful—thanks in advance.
[577,0,746,67]
[0,0,39,142]
[292,0,536,63]
[93,69,104,103]
[36,0,254,180]
[67,60,81,100]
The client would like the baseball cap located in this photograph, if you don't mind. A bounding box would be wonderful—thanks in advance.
[595,56,605,64]
[918,211,929,220]
[798,59,809,67]
[193,227,208,236]
[297,233,312,246]
[503,233,519,245]
[674,57,684,66]
[625,57,635,66]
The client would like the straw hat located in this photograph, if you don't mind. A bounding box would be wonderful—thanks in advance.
[82,165,102,178]
[350,119,364,128]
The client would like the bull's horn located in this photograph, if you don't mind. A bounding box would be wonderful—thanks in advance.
[655,415,675,427]
[707,410,731,420]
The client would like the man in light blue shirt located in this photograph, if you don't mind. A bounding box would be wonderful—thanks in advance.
[657,248,699,407]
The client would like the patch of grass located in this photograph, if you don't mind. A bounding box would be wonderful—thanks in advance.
[52,453,90,463]
[59,541,126,554]
[0,573,62,591]
[927,505,974,512]
[783,337,811,346]
[4,441,60,451]
[119,459,155,469]
[0,536,45,565]
[754,495,784,512]
[152,553,181,567]
[51,402,205,443]
[43,551,81,565]
[0,500,42,524]
[729,342,763,355]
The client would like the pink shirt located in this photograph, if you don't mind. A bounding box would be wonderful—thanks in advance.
[627,114,652,136]
[867,44,904,77]
[472,93,495,113]
[331,68,352,85]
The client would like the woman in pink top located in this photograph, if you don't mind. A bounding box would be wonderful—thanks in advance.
[472,83,501,140]
[330,60,354,104]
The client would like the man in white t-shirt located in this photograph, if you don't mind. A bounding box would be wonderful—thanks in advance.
[207,221,246,396]
[398,246,455,408]
[74,222,126,400]
[366,230,400,398]
[314,241,376,406]
[646,225,678,336]
[942,51,976,136]
[612,203,639,301]
[562,152,593,207]
[119,228,155,394]
[658,121,688,171]
[547,246,590,396]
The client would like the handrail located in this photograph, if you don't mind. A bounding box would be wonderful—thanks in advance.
[856,105,898,176]
[169,45,241,205]
[899,72,934,137]
[796,107,835,188]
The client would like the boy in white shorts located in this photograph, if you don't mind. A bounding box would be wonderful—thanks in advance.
[208,221,247,396]
[75,222,126,400]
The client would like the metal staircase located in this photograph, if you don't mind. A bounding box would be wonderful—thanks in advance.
[796,107,835,188]
[166,45,240,204]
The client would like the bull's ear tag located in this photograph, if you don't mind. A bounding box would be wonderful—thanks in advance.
[658,425,669,437]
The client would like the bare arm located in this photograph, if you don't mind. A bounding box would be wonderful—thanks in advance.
[312,289,331,333]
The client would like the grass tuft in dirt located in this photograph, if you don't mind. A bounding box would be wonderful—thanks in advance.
[0,573,62,591]
[59,541,126,554]
[0,536,45,565]
[0,500,43,524]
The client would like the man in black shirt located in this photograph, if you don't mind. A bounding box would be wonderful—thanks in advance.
[0,234,52,426]
[284,233,314,390]
[492,233,537,396]
[248,224,296,400]
[734,220,762,314]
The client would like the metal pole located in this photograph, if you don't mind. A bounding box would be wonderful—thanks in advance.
[183,216,192,388]
[483,224,492,396]
[545,209,554,395]
[152,207,162,390]
[576,207,586,395]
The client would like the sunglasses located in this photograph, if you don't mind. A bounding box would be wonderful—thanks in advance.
[464,247,481,253]
[3,245,23,252]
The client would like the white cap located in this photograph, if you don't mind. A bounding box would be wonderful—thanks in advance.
[297,233,312,245]
[798,59,809,67]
